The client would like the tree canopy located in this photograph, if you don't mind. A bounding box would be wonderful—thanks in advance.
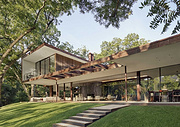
[95,33,150,60]
[56,41,89,59]
[140,0,180,34]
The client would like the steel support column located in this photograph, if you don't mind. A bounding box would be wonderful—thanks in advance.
[63,83,66,101]
[31,84,35,97]
[125,66,127,102]
[56,80,59,102]
[159,68,161,90]
[70,82,73,101]
[137,71,141,101]
[49,86,53,97]
[159,68,161,102]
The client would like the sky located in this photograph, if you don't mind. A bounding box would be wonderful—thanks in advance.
[57,0,178,54]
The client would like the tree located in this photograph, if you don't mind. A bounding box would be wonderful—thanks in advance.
[12,62,31,100]
[57,42,75,54]
[90,0,137,28]
[0,0,68,106]
[95,33,150,60]
[56,41,89,60]
[123,33,149,49]
[76,46,90,60]
[140,0,180,34]
[0,0,83,106]
[1,62,29,105]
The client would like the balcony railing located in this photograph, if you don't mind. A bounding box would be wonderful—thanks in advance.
[24,70,38,80]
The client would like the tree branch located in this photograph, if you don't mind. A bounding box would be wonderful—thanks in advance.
[34,0,46,25]
[42,19,54,35]
[12,68,31,100]
[1,42,34,75]
[0,0,46,69]
[111,0,120,17]
[0,27,35,68]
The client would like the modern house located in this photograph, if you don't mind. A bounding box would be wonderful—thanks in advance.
[22,34,180,102]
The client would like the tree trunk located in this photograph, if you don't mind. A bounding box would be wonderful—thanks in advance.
[0,80,2,107]
[0,76,4,107]
[22,84,31,100]
[13,69,31,100]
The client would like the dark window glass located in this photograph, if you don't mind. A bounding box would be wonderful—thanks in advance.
[35,62,40,76]
[45,58,49,74]
[41,60,45,75]
[35,55,55,76]
[50,55,55,72]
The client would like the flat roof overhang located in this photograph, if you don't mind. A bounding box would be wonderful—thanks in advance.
[23,43,88,63]
[24,34,180,86]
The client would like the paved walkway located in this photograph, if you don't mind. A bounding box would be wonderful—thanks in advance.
[53,104,129,127]
[57,101,180,106]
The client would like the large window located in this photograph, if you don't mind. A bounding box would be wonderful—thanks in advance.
[35,62,40,76]
[41,60,45,75]
[35,55,55,76]
[50,55,55,72]
[45,58,49,74]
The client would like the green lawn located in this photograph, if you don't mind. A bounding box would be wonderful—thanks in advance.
[0,102,104,127]
[89,105,180,127]
[1,103,180,127]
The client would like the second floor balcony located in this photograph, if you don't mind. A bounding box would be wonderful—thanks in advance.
[23,55,55,81]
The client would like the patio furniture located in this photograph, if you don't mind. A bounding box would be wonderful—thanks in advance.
[87,96,93,101]
[107,95,116,101]
[95,96,100,101]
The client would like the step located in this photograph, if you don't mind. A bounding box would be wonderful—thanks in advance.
[61,119,91,127]
[53,104,130,127]
[76,113,105,118]
[89,104,129,112]
[70,116,99,122]
[53,122,81,127]
[83,110,110,115]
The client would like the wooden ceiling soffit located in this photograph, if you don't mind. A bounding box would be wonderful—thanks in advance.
[29,63,122,82]
[52,75,65,78]
[93,64,108,69]
[68,71,82,76]
[63,73,72,77]
[99,64,108,69]
[45,77,60,80]
[80,67,94,72]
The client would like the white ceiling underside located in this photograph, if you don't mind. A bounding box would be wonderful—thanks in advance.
[23,46,87,63]
[25,41,180,86]
[112,42,180,73]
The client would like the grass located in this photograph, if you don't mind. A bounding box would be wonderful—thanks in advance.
[89,105,180,127]
[0,102,104,127]
[1,103,179,127]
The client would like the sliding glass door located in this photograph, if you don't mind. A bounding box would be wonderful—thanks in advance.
[35,55,55,76]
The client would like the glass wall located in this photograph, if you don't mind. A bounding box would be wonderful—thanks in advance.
[45,58,49,74]
[141,64,180,102]
[99,64,180,102]
[50,55,55,72]
[41,60,45,75]
[36,62,40,76]
[35,55,55,76]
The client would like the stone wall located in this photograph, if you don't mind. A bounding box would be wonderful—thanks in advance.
[80,82,102,98]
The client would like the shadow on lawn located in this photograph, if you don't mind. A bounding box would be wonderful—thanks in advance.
[0,103,100,127]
